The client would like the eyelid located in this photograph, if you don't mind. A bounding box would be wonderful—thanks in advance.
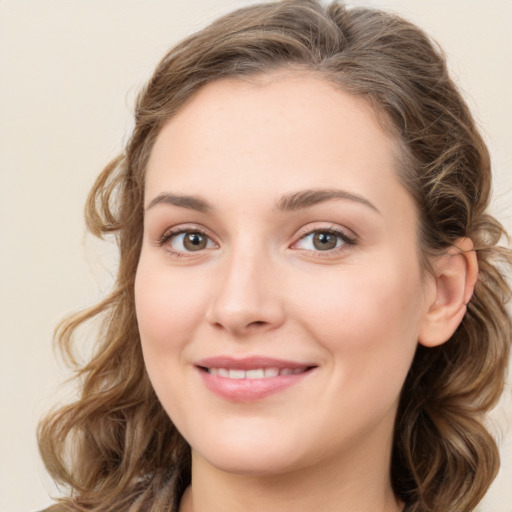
[290,223,357,255]
[154,222,357,258]
[156,224,219,254]
[294,222,355,240]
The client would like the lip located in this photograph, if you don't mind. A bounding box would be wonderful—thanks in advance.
[195,356,317,402]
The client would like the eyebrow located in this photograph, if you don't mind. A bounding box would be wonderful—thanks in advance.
[273,188,380,214]
[146,193,211,213]
[146,188,380,215]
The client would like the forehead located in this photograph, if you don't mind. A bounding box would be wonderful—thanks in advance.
[144,73,410,221]
[153,73,394,153]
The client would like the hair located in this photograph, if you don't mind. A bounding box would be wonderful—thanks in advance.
[38,1,512,511]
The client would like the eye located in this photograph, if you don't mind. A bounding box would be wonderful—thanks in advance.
[159,228,217,254]
[292,228,355,253]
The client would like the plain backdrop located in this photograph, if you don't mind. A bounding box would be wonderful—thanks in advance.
[1,1,511,511]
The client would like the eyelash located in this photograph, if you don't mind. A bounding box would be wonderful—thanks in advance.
[294,226,356,254]
[157,226,214,257]
[157,225,356,258]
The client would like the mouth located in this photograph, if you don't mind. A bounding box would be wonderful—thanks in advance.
[195,357,317,401]
[200,367,311,379]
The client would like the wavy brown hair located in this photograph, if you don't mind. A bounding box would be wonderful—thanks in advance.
[38,1,512,511]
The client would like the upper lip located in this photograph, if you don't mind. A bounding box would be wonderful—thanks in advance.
[195,356,316,371]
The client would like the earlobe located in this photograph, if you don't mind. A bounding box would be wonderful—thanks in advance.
[418,238,478,348]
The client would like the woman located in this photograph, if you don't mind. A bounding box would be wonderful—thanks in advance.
[38,1,512,511]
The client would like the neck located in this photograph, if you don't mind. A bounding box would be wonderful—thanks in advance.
[179,428,402,512]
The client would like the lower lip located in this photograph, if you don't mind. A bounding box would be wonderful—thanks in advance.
[197,368,312,401]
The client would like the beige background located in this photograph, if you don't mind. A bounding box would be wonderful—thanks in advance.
[1,1,511,511]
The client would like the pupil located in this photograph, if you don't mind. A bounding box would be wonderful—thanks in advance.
[313,232,336,250]
[184,233,206,251]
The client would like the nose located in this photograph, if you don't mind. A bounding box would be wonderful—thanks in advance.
[205,244,285,336]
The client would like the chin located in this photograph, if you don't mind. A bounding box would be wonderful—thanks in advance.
[190,426,308,476]
[201,449,303,477]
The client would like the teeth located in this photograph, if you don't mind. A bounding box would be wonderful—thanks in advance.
[246,369,264,379]
[207,367,305,379]
[264,367,279,378]
[228,369,245,379]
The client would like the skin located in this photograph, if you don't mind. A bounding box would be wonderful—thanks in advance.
[135,73,476,512]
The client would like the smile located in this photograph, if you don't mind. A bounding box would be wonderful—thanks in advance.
[205,367,307,379]
[195,357,316,401]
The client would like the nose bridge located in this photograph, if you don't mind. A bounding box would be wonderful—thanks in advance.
[206,235,283,334]
[226,239,261,289]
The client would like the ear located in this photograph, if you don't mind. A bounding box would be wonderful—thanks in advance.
[418,238,478,348]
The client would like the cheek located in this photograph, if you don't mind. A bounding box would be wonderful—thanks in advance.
[135,262,205,343]
[134,261,207,423]
[294,260,424,368]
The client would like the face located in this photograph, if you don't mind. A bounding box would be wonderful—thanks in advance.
[135,74,433,476]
